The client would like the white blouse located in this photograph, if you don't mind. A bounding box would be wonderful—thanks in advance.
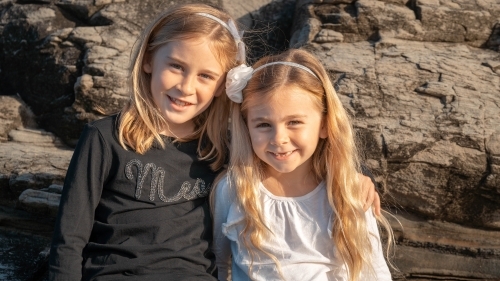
[212,177,392,281]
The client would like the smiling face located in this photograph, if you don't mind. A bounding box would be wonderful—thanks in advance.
[143,37,225,137]
[246,85,327,179]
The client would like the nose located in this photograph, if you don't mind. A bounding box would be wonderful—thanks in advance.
[177,73,196,96]
[270,126,289,146]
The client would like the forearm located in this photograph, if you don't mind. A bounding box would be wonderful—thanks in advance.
[212,178,234,281]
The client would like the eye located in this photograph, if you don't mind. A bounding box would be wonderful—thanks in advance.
[169,63,183,71]
[199,73,214,80]
[288,120,303,126]
[256,123,271,128]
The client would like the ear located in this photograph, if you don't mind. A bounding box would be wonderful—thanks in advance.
[143,54,152,74]
[319,117,328,139]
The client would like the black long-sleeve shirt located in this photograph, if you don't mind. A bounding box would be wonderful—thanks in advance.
[49,115,218,281]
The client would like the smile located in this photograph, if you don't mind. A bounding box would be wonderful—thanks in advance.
[269,150,296,159]
[168,96,193,107]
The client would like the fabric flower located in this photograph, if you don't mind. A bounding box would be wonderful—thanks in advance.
[225,64,253,103]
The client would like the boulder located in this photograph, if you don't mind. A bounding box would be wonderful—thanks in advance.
[18,189,61,217]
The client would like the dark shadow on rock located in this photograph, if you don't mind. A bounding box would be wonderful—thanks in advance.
[0,229,51,281]
[239,0,297,64]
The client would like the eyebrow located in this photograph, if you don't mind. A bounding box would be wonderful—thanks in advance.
[249,114,308,123]
[167,56,222,77]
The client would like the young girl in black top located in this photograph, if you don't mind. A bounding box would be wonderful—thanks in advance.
[49,4,243,280]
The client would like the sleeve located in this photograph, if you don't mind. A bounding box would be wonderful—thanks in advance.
[212,176,234,281]
[365,210,392,280]
[48,123,110,281]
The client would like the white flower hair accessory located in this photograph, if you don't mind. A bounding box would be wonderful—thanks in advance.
[225,64,254,103]
[224,61,320,104]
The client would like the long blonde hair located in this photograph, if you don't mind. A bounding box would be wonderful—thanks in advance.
[118,3,242,170]
[226,48,393,280]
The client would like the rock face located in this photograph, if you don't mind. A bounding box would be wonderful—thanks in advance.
[1,0,500,280]
[0,95,71,204]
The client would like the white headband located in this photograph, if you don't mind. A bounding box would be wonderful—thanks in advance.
[195,12,245,62]
[225,61,320,103]
[252,61,318,79]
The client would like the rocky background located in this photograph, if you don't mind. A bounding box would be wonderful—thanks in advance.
[0,0,499,280]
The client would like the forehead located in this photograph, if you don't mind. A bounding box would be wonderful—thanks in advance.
[159,37,211,56]
[246,86,322,117]
[155,37,224,70]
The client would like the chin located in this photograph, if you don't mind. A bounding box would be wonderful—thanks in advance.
[267,165,297,174]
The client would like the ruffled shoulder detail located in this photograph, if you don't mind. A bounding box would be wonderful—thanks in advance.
[327,212,334,238]
[221,201,245,242]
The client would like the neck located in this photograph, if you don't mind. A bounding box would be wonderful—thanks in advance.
[262,163,320,197]
[160,121,195,138]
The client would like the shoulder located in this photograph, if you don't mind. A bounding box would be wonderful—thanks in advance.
[214,174,231,196]
[213,173,236,206]
[83,114,119,142]
[88,114,118,131]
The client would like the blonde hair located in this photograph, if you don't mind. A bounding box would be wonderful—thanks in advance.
[118,3,242,170]
[225,48,393,280]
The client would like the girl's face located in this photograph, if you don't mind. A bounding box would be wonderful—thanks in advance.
[246,86,327,178]
[143,37,225,137]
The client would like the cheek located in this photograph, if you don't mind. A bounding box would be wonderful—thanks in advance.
[248,130,265,149]
[199,95,215,108]
[150,70,168,90]
[251,140,267,160]
[199,87,218,103]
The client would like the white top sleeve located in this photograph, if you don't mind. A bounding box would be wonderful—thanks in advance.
[212,177,234,281]
[365,209,392,280]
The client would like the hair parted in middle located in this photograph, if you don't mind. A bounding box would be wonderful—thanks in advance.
[223,48,393,281]
[118,3,243,170]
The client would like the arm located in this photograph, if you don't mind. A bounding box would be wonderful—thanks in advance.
[212,177,234,281]
[48,124,109,281]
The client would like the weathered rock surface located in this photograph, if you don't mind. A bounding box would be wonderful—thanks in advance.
[18,189,61,217]
[389,212,500,280]
[1,0,500,280]
[291,0,500,49]
[0,128,72,198]
[0,96,35,142]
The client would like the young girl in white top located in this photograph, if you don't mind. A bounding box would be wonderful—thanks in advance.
[213,48,393,281]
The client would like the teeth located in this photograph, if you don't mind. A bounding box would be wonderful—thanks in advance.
[175,99,188,106]
[171,97,190,106]
[273,151,293,157]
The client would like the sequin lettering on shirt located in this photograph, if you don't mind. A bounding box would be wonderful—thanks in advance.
[125,159,210,202]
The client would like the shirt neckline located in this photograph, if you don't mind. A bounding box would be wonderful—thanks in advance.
[259,181,325,201]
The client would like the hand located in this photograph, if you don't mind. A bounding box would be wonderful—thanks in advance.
[359,174,381,216]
